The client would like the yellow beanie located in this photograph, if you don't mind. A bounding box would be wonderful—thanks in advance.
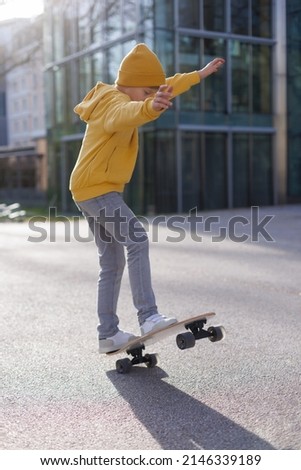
[116,43,166,87]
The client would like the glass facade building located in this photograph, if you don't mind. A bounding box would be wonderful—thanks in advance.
[44,0,301,214]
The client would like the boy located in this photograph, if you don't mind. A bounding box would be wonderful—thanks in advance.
[70,43,224,353]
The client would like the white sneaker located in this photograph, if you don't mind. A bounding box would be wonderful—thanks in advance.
[140,314,177,336]
[99,330,137,354]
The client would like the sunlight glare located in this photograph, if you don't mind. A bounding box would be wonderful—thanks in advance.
[0,0,44,21]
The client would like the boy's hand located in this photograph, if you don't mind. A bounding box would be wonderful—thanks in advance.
[152,85,173,112]
[198,58,225,79]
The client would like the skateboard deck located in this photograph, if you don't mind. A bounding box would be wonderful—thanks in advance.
[106,312,225,373]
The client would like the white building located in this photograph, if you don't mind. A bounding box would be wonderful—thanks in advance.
[0,15,47,203]
[4,16,46,146]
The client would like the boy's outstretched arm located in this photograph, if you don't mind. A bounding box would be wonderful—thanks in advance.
[154,57,226,108]
[198,57,225,79]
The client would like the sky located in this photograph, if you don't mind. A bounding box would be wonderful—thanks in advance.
[0,0,44,21]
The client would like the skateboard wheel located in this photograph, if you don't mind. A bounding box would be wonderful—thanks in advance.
[116,358,132,374]
[208,325,225,342]
[145,353,158,368]
[176,332,196,350]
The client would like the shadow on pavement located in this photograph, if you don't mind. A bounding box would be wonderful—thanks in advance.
[106,367,274,450]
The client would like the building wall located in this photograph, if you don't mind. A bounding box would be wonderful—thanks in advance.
[43,0,297,214]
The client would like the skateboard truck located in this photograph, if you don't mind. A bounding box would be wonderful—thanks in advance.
[176,319,225,350]
[115,344,158,374]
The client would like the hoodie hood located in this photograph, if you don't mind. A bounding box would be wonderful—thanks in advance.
[74,82,113,122]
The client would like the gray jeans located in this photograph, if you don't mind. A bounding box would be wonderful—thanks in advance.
[76,192,158,338]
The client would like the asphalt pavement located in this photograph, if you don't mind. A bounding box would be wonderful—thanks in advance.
[1,204,301,450]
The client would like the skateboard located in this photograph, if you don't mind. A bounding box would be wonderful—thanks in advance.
[107,312,225,373]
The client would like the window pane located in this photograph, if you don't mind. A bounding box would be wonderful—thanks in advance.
[155,131,177,212]
[0,160,6,188]
[178,0,200,29]
[204,133,227,209]
[155,30,174,77]
[64,3,77,55]
[204,0,225,32]
[106,0,122,40]
[203,38,226,113]
[233,134,273,207]
[106,44,123,84]
[78,1,92,50]
[63,140,82,211]
[142,131,177,213]
[231,0,249,35]
[54,67,64,124]
[252,0,271,38]
[251,134,273,205]
[79,56,92,97]
[252,44,271,114]
[182,132,202,211]
[65,62,77,126]
[140,0,154,31]
[52,6,64,61]
[287,1,301,197]
[91,1,105,44]
[233,134,249,207]
[92,52,105,83]
[122,0,137,33]
[231,41,250,113]
[179,36,200,110]
[142,132,156,214]
[154,0,173,28]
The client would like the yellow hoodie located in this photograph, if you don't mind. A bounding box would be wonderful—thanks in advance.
[70,71,200,202]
